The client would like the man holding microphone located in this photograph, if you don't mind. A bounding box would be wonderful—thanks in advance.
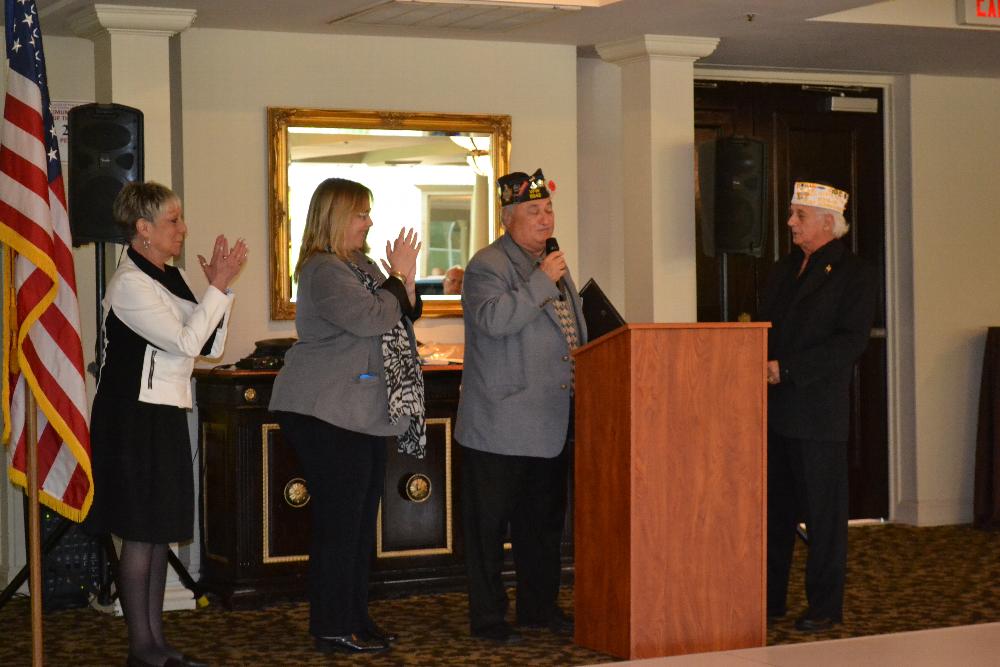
[456,168,586,643]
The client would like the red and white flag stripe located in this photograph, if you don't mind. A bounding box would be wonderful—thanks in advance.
[2,20,92,521]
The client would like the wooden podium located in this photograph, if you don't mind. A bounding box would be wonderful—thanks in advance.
[573,323,769,659]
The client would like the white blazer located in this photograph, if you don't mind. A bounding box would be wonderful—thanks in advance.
[100,253,233,409]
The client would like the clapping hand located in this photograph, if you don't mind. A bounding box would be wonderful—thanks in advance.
[380,228,422,284]
[198,235,248,292]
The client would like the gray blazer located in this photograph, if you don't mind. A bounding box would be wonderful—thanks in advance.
[269,252,420,437]
[456,234,587,459]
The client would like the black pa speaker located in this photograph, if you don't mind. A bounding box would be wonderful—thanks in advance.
[67,103,144,246]
[697,136,767,257]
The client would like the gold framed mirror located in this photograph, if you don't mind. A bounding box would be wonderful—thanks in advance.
[268,107,511,320]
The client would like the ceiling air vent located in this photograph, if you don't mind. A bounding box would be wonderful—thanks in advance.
[329,0,588,32]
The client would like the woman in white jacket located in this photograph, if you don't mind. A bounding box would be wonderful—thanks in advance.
[84,182,246,667]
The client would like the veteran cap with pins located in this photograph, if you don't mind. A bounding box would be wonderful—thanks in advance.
[497,168,555,207]
[791,181,849,213]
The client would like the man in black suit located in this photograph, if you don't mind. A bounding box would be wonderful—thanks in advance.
[761,181,878,632]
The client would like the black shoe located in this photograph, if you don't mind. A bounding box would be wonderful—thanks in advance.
[164,658,207,667]
[364,619,398,643]
[125,656,160,667]
[314,633,389,653]
[794,614,841,632]
[518,608,574,636]
[472,623,523,644]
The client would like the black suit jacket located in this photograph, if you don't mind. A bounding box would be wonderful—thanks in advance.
[759,239,877,442]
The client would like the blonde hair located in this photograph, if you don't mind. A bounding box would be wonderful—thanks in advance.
[112,181,179,241]
[293,178,373,281]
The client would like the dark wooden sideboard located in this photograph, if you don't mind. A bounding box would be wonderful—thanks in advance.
[194,366,573,609]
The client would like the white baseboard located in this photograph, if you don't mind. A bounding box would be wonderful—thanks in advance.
[893,498,972,526]
[162,580,196,612]
[88,580,194,616]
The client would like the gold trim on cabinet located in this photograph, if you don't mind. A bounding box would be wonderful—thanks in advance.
[201,421,228,564]
[376,417,453,558]
[262,422,310,564]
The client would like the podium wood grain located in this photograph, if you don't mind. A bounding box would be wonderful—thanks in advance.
[573,323,768,659]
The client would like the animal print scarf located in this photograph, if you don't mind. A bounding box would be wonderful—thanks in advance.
[348,261,426,459]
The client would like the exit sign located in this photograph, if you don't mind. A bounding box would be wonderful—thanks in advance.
[958,0,1000,26]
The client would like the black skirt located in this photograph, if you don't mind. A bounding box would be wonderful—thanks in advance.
[84,392,194,543]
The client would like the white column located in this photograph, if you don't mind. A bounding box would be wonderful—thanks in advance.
[70,5,196,186]
[596,35,718,323]
[70,4,198,613]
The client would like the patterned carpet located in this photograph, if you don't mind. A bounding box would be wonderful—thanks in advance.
[2,524,999,666]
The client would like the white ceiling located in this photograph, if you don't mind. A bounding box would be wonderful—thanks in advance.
[35,0,1000,77]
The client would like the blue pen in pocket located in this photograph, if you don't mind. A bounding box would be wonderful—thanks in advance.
[358,372,377,380]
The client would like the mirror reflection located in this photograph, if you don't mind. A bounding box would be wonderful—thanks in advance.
[269,108,511,319]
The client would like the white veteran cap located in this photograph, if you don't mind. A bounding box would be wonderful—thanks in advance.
[791,181,849,213]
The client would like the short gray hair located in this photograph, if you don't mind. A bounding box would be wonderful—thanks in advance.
[830,211,850,238]
[112,181,179,241]
[500,203,516,228]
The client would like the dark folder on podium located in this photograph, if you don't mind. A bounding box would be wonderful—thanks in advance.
[579,278,626,341]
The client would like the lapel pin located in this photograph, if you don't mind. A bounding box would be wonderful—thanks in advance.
[825,264,832,274]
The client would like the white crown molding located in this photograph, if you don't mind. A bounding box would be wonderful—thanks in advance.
[596,35,719,66]
[71,4,197,40]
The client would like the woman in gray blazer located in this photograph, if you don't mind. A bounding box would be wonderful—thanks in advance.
[269,178,425,655]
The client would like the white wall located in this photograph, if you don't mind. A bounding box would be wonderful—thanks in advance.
[904,74,1000,525]
[178,28,578,363]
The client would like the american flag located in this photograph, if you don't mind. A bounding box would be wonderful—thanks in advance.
[1,0,92,521]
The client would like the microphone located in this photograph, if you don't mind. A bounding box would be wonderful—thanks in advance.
[544,237,566,300]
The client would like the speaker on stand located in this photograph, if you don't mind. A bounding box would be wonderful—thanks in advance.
[697,136,768,321]
[69,103,144,609]
[68,103,144,381]
[68,103,143,246]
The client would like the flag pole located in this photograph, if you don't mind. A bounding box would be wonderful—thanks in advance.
[26,392,44,666]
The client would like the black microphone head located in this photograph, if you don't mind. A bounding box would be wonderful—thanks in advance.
[545,237,560,254]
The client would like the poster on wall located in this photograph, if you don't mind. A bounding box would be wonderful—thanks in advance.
[51,100,92,171]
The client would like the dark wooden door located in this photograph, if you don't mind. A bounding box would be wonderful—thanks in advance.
[694,80,888,519]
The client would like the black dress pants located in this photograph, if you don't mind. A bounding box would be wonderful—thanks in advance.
[767,432,849,621]
[275,411,387,637]
[460,443,569,633]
